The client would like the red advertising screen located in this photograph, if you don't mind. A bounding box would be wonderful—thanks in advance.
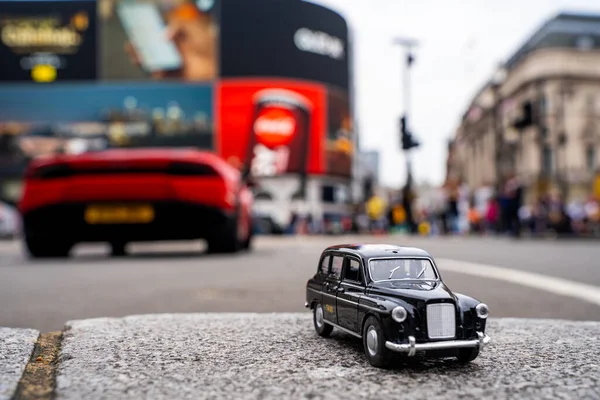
[216,79,327,177]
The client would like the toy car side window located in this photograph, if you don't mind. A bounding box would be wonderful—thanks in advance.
[330,255,344,280]
[343,257,362,284]
[319,253,331,275]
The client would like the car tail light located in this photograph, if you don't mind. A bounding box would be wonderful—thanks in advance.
[26,164,73,179]
[167,162,218,176]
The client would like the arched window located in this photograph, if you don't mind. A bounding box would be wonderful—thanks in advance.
[586,145,596,173]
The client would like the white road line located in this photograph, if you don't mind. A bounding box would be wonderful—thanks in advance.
[438,258,600,307]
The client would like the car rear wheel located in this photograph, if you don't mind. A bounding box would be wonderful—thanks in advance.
[206,215,241,254]
[110,242,127,257]
[313,303,333,337]
[363,316,392,368]
[241,224,253,251]
[24,235,73,258]
[457,347,480,363]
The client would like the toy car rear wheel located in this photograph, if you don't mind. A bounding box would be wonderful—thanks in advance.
[362,316,392,368]
[457,347,479,363]
[313,303,333,337]
[24,235,73,258]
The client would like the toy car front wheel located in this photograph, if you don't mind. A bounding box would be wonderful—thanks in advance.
[313,303,333,337]
[457,347,480,363]
[362,316,392,368]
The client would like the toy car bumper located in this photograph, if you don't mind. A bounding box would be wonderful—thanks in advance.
[385,332,491,357]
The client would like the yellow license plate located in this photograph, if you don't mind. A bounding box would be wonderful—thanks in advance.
[85,204,155,224]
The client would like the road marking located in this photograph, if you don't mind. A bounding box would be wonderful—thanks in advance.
[438,258,600,307]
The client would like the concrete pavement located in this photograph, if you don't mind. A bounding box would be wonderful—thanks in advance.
[2,313,598,399]
[0,328,38,400]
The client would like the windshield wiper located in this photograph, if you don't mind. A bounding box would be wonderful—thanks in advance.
[388,266,403,279]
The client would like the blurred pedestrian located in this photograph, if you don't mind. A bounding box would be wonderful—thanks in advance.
[467,202,481,234]
[366,193,386,234]
[485,197,499,234]
[585,196,599,236]
[504,174,523,237]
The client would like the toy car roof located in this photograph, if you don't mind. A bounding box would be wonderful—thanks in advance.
[323,244,432,260]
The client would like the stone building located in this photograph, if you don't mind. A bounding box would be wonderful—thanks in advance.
[449,12,600,203]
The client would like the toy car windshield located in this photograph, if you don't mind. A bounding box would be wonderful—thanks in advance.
[368,258,438,281]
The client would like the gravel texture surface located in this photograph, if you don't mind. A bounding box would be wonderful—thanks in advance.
[55,313,600,400]
[0,327,39,400]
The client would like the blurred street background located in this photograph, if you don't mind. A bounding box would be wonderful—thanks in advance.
[1,234,600,333]
[2,0,600,332]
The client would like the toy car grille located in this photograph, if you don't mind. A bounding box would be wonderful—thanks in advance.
[426,303,456,339]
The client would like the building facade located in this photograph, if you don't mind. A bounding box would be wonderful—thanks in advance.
[449,12,600,203]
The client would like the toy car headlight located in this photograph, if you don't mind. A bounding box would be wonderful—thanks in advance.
[476,303,489,319]
[391,306,407,323]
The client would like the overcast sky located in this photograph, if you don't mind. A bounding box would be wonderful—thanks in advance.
[309,0,600,188]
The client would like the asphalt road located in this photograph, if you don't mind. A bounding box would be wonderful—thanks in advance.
[1,234,600,333]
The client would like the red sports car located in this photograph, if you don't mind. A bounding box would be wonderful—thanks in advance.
[19,148,254,258]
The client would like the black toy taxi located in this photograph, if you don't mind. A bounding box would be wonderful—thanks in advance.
[305,244,491,368]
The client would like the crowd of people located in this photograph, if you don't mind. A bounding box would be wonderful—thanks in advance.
[355,176,600,238]
[265,173,600,239]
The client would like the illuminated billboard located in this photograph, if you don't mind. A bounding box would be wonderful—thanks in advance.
[217,79,353,178]
[219,0,349,90]
[0,0,98,82]
[0,0,353,199]
[99,0,219,82]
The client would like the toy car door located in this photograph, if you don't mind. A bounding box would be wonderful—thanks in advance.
[322,253,343,324]
[336,255,364,333]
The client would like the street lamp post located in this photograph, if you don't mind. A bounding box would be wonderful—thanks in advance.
[393,37,419,234]
[393,37,418,187]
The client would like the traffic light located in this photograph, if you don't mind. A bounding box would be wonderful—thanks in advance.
[400,116,420,150]
[402,132,420,150]
[400,116,407,136]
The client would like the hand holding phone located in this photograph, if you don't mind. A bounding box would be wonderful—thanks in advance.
[118,2,183,75]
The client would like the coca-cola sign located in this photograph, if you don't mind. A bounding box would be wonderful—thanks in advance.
[253,107,296,148]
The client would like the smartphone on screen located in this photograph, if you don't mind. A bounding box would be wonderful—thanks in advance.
[117,2,182,74]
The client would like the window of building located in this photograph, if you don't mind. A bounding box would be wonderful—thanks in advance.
[321,185,335,203]
[586,145,596,172]
[321,184,349,204]
[587,94,595,112]
[539,96,548,114]
[542,145,553,176]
